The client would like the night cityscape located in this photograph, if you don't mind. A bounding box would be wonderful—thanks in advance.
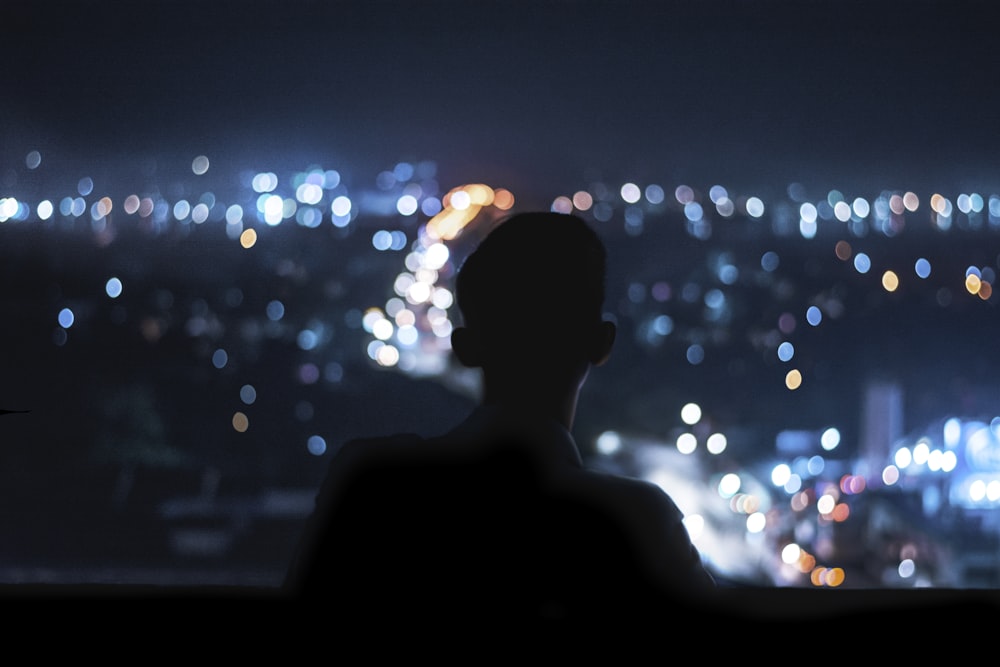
[3,0,1000,622]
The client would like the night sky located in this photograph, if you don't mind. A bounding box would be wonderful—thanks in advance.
[7,0,1000,199]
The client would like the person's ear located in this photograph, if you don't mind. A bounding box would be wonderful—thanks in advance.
[589,320,616,366]
[451,327,484,368]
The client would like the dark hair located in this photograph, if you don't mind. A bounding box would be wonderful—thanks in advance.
[455,212,607,335]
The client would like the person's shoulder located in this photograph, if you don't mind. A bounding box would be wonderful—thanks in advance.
[342,432,425,451]
[576,467,683,513]
[343,433,424,448]
[335,432,425,467]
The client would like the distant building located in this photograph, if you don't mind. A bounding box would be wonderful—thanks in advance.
[859,380,904,482]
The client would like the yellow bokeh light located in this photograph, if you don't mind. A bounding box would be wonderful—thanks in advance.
[798,551,816,573]
[810,566,846,587]
[240,228,257,248]
[463,184,495,207]
[966,273,982,294]
[232,411,249,432]
[882,270,899,292]
[427,206,478,240]
[930,193,946,213]
[426,184,513,239]
[785,369,802,390]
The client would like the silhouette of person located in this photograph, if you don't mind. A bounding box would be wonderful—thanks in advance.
[285,211,716,620]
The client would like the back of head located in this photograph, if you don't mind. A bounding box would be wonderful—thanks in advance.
[455,212,608,366]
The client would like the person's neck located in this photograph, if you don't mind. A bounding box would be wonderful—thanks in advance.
[481,386,578,432]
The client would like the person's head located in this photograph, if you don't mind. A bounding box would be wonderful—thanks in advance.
[450,212,616,414]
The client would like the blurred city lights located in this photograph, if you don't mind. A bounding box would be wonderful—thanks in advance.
[4,144,1000,592]
[681,402,702,425]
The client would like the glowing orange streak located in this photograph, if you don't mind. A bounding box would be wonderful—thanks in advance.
[427,206,479,240]
[426,184,515,240]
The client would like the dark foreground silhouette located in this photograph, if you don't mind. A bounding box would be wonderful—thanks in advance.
[285,211,717,619]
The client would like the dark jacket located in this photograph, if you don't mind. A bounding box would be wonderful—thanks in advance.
[286,406,716,620]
